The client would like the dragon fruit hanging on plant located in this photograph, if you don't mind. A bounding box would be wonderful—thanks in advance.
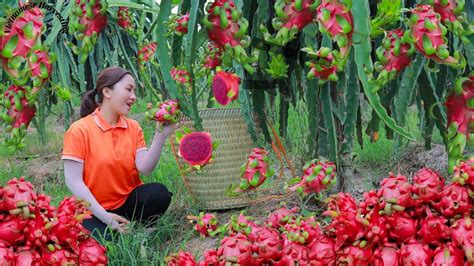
[303,47,342,84]
[68,0,108,64]
[427,0,471,43]
[166,13,190,36]
[202,0,257,74]
[260,0,319,46]
[138,42,157,69]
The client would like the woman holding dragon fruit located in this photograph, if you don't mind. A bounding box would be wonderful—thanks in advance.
[61,67,183,240]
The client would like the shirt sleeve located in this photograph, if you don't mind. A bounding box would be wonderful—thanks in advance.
[61,124,86,163]
[136,123,147,152]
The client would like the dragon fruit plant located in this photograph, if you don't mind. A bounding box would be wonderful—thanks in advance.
[404,4,464,67]
[166,13,190,36]
[259,0,319,47]
[175,127,219,170]
[145,99,181,124]
[289,159,336,197]
[303,47,342,84]
[373,29,415,88]
[445,74,474,173]
[0,177,108,264]
[316,0,354,59]
[212,70,240,106]
[202,0,257,74]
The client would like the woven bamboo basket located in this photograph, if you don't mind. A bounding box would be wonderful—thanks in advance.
[170,108,262,210]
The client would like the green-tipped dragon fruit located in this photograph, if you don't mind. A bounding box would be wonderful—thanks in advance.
[171,66,192,94]
[404,5,464,67]
[138,42,157,69]
[428,0,471,42]
[192,212,219,238]
[316,0,353,59]
[373,29,415,88]
[68,0,108,64]
[452,157,474,188]
[288,159,336,197]
[145,99,181,124]
[27,48,55,90]
[202,0,257,74]
[260,0,319,46]
[303,47,341,84]
[445,73,474,173]
[117,7,133,30]
[166,13,189,36]
[176,127,219,171]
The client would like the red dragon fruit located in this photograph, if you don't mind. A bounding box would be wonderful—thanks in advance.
[138,42,157,67]
[336,244,373,266]
[356,205,389,245]
[193,212,219,237]
[373,29,415,87]
[428,0,469,42]
[198,249,218,266]
[386,212,418,244]
[406,5,460,66]
[266,204,299,229]
[171,66,192,93]
[432,183,472,218]
[249,226,283,264]
[358,190,379,216]
[1,85,36,129]
[0,176,37,216]
[78,237,108,265]
[217,234,254,265]
[0,214,27,245]
[453,157,474,188]
[165,251,196,266]
[289,158,336,196]
[42,247,78,265]
[400,239,433,265]
[274,241,309,265]
[281,216,322,245]
[372,244,400,266]
[316,0,354,58]
[432,242,465,266]
[445,75,474,173]
[222,211,258,236]
[308,235,336,265]
[167,13,190,36]
[27,48,54,89]
[14,247,42,266]
[176,130,216,170]
[145,99,181,124]
[117,7,133,30]
[450,215,474,263]
[418,209,450,245]
[68,0,108,63]
[202,0,256,74]
[260,0,318,46]
[377,173,414,215]
[411,167,444,204]
[0,240,14,264]
[231,148,274,193]
[305,47,340,83]
[212,70,240,106]
[202,41,222,70]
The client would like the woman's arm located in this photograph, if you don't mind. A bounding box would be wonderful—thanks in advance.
[63,159,120,228]
[135,130,167,176]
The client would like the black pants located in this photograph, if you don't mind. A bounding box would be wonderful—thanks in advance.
[82,183,172,241]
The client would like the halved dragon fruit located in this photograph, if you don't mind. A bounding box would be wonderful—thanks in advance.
[145,99,181,124]
[176,129,217,170]
[212,70,240,106]
[289,159,336,196]
[231,148,274,193]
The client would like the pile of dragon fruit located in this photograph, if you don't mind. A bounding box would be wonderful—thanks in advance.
[166,157,474,265]
[0,177,108,265]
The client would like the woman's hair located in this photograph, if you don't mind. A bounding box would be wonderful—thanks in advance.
[79,67,132,118]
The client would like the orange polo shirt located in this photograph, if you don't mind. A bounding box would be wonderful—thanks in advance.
[61,107,147,210]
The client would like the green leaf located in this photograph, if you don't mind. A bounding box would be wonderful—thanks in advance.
[106,1,160,13]
[321,83,338,165]
[341,51,360,153]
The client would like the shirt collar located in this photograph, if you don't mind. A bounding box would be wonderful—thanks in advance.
[92,107,128,131]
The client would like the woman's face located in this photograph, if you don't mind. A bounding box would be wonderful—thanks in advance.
[105,74,136,116]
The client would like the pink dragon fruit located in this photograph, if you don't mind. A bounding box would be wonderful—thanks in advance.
[406,5,460,66]
[266,204,299,229]
[418,209,450,245]
[0,176,37,216]
[223,211,258,236]
[356,205,389,245]
[117,7,133,30]
[27,48,54,89]
[171,66,192,93]
[445,75,474,173]
[78,237,108,265]
[0,240,14,264]
[411,167,444,204]
[432,183,472,218]
[400,239,433,265]
[0,214,27,245]
[281,216,322,245]
[42,247,78,265]
[432,242,465,266]
[167,13,190,36]
[305,47,340,83]
[68,0,108,63]
[428,0,469,41]
[289,159,336,196]
[336,245,372,266]
[138,42,157,67]
[176,130,216,169]
[202,41,222,70]
[372,244,400,266]
[260,0,319,46]
[193,212,219,237]
[198,249,218,266]
[274,241,310,265]
[377,173,414,215]
[373,29,414,87]
[450,215,474,263]
[212,70,240,106]
[316,0,354,58]
[165,251,196,266]
[14,247,42,266]
[1,85,36,130]
[202,0,256,74]
[217,234,254,265]
[145,99,181,124]
[453,157,474,188]
[308,235,336,265]
[358,190,379,216]
[249,226,283,264]
[386,212,418,244]
[232,148,274,193]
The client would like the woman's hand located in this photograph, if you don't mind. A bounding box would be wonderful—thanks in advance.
[108,213,130,233]
[155,117,185,138]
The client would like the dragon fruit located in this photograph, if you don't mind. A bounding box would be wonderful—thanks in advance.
[406,5,461,66]
[193,212,219,237]
[428,0,469,42]
[275,241,309,265]
[202,0,256,74]
[432,242,465,266]
[231,148,274,193]
[316,0,354,58]
[14,247,42,266]
[372,244,400,266]
[217,234,254,265]
[145,99,181,124]
[171,67,192,93]
[68,0,108,63]
[289,159,336,196]
[373,29,414,87]
[0,214,27,245]
[221,211,257,236]
[377,173,414,215]
[42,248,78,265]
[418,209,450,245]
[117,7,133,30]
[305,47,340,83]
[453,157,474,188]
[450,216,474,262]
[212,70,240,106]
[266,204,299,229]
[167,13,190,36]
[165,251,196,266]
[198,249,218,266]
[356,206,389,245]
[445,75,474,173]
[386,212,417,244]
[138,42,157,67]
[0,240,14,264]
[358,190,379,216]
[400,239,433,265]
[176,130,216,169]
[78,237,108,264]
[260,0,318,46]
[0,176,36,216]
[411,167,444,204]
[336,245,372,266]
[308,235,336,265]
[432,183,472,218]
[249,226,283,264]
[202,41,222,70]
[27,48,54,89]
[281,216,322,245]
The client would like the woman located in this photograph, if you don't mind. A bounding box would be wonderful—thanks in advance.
[62,67,180,240]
